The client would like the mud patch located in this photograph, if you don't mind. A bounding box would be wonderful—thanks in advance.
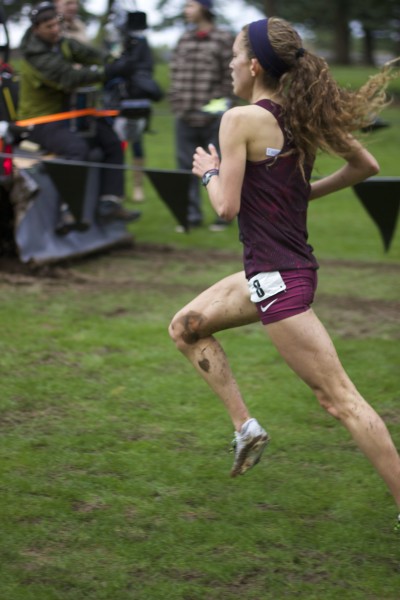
[314,294,400,339]
[1,243,399,340]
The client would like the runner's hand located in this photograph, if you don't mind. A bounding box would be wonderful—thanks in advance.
[192,143,220,178]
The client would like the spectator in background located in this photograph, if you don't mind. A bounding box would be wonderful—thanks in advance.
[105,10,162,204]
[54,0,89,44]
[18,1,141,233]
[169,0,235,232]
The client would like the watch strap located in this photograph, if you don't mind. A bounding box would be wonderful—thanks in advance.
[201,168,219,187]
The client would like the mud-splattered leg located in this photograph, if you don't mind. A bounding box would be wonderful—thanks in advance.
[266,309,400,508]
[169,271,259,431]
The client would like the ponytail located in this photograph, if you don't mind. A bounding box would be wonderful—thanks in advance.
[243,18,399,172]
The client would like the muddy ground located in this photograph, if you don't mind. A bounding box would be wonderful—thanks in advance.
[0,242,399,340]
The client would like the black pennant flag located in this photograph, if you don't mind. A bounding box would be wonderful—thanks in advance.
[43,160,192,230]
[146,169,191,230]
[43,159,89,222]
[353,178,400,252]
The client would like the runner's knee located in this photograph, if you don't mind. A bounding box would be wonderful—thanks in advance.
[169,310,207,349]
[312,380,359,421]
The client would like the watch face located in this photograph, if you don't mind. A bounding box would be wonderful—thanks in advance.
[202,172,211,186]
[202,170,218,186]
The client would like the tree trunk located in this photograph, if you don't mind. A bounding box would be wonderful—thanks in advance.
[333,1,351,64]
[362,26,375,66]
[395,21,400,56]
[263,0,277,17]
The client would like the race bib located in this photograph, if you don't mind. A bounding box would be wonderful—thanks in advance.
[248,271,286,303]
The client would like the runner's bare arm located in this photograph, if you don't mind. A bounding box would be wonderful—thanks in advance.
[309,137,379,201]
[192,108,247,221]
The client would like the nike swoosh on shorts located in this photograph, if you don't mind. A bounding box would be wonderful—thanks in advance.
[260,298,278,313]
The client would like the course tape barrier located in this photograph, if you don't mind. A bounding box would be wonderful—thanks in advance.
[0,150,397,252]
[0,149,191,174]
[15,108,120,127]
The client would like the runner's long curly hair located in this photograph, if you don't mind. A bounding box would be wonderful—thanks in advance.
[243,17,399,172]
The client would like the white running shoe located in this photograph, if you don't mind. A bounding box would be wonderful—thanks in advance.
[231,418,269,477]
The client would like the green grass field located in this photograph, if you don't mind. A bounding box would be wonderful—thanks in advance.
[0,66,399,598]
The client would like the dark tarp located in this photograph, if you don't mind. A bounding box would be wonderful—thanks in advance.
[11,160,132,264]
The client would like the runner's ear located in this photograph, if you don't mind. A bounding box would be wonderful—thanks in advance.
[250,58,260,77]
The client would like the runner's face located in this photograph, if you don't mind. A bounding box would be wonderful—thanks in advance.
[34,17,61,45]
[230,31,253,100]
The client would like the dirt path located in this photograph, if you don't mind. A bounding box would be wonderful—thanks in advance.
[1,242,399,340]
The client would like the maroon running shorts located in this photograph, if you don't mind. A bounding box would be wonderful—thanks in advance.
[252,268,318,325]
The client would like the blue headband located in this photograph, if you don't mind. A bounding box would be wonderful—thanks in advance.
[248,18,290,79]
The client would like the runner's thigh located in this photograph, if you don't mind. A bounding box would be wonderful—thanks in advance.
[265,308,346,390]
[172,271,259,337]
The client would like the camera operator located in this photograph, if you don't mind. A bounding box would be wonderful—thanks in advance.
[18,1,141,233]
[104,10,163,203]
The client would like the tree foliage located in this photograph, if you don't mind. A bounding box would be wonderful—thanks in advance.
[156,0,399,65]
[229,0,399,65]
[1,0,98,22]
[2,0,398,64]
[2,0,27,19]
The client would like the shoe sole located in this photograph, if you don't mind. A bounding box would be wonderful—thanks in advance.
[231,433,269,477]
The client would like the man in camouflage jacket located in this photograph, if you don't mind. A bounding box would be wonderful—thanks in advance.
[18,1,140,231]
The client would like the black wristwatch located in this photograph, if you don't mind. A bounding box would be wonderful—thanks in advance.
[201,169,219,187]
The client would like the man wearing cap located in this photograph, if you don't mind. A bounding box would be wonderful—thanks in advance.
[18,1,141,232]
[169,0,235,232]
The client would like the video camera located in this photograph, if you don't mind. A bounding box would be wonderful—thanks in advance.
[124,11,148,39]
[103,9,163,124]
